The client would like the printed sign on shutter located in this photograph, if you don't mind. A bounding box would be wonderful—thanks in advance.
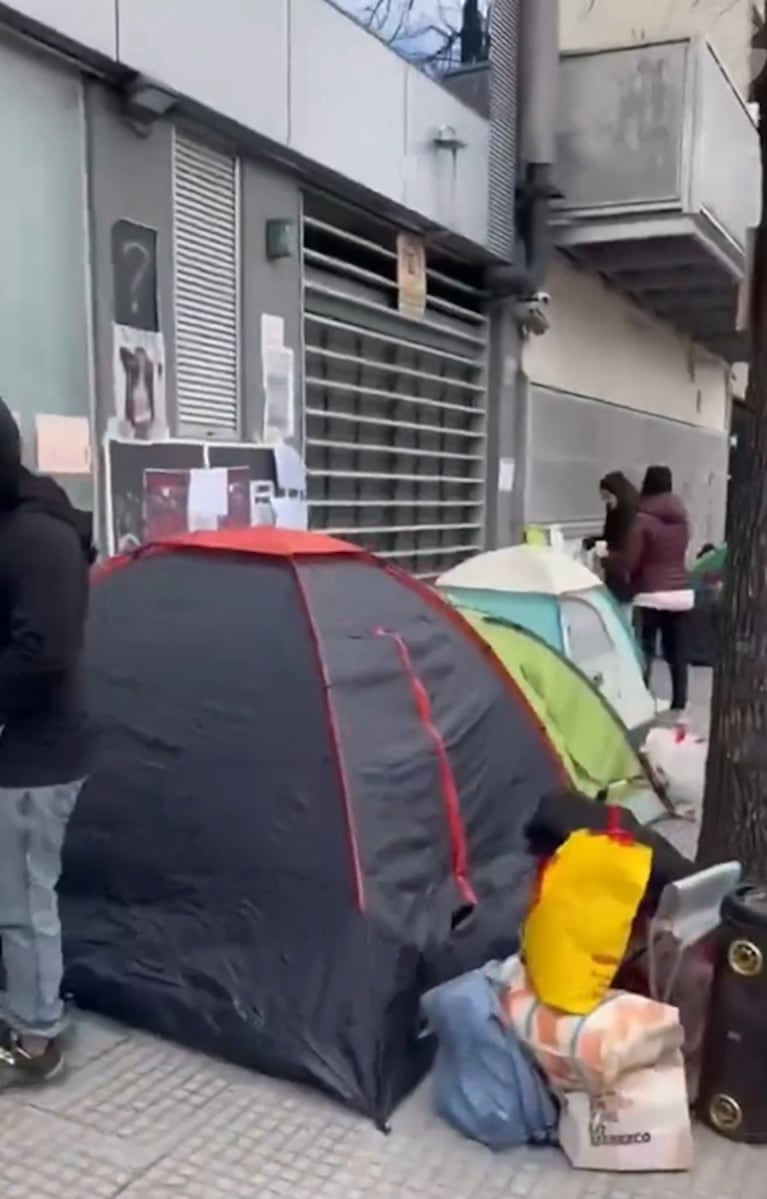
[396,232,427,319]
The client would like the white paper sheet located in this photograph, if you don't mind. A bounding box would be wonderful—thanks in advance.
[498,457,515,493]
[273,442,306,493]
[272,496,308,531]
[35,414,92,475]
[188,467,229,529]
[261,313,285,350]
[249,480,275,526]
[187,512,219,532]
[263,346,295,441]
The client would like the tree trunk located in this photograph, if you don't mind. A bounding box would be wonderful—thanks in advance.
[698,69,767,874]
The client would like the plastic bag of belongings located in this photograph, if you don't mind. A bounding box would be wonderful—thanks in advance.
[421,968,558,1152]
[497,954,692,1171]
[642,724,707,811]
[423,794,739,1173]
[496,956,682,1093]
[558,1052,692,1171]
[425,954,692,1171]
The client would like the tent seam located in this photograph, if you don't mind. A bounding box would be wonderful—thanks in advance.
[375,628,476,909]
[288,560,366,912]
[378,563,569,788]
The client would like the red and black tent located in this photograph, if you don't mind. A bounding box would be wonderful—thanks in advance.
[61,527,564,1125]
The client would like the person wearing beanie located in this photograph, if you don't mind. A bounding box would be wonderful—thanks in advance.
[0,399,94,1087]
[618,464,692,714]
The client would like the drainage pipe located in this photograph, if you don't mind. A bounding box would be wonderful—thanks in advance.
[518,0,559,292]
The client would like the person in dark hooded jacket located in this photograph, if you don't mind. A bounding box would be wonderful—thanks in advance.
[596,471,639,603]
[0,399,95,1087]
[620,465,692,714]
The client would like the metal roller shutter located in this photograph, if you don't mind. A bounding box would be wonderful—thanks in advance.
[173,131,240,433]
[525,383,729,549]
[303,196,488,578]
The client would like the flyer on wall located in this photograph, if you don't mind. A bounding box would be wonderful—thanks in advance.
[111,324,168,441]
[262,346,295,442]
[141,466,253,545]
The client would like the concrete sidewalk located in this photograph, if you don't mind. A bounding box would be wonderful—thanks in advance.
[3,669,765,1198]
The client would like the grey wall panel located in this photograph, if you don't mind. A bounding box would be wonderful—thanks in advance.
[240,161,302,444]
[86,82,176,439]
[557,41,688,211]
[524,384,728,551]
[0,34,93,513]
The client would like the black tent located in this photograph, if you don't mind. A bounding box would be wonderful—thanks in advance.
[61,528,564,1125]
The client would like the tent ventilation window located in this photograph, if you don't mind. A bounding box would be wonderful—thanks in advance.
[173,130,240,435]
[302,195,488,577]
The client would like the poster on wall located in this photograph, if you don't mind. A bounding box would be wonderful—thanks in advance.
[110,218,166,441]
[111,220,159,332]
[105,439,311,553]
[110,325,168,441]
[142,466,253,542]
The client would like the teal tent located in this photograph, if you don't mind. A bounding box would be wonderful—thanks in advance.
[438,545,656,736]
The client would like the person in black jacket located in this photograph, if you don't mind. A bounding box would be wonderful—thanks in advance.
[586,471,639,603]
[599,471,639,553]
[0,399,95,1087]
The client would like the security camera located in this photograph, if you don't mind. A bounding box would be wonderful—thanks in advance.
[513,291,551,336]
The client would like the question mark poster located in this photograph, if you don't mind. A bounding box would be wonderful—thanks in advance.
[110,220,167,440]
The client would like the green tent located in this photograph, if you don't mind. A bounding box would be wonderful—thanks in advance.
[459,607,660,814]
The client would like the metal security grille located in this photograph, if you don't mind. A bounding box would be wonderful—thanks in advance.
[525,383,729,550]
[488,0,520,259]
[173,131,240,433]
[303,196,488,577]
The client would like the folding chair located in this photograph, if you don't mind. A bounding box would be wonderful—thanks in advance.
[648,861,742,1001]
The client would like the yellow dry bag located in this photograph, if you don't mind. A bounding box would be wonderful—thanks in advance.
[522,809,652,1015]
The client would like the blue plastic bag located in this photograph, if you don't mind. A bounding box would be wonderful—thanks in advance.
[422,968,558,1152]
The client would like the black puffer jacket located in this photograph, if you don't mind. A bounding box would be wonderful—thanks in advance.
[0,401,95,786]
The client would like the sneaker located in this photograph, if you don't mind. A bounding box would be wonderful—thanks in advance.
[0,1031,65,1088]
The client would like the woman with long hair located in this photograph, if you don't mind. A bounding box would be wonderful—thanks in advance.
[596,471,640,603]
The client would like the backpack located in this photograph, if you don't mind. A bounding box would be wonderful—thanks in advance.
[422,968,558,1151]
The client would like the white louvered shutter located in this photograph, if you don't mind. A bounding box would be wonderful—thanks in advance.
[173,131,240,433]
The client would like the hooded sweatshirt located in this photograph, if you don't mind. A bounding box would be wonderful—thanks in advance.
[619,491,692,608]
[0,401,94,786]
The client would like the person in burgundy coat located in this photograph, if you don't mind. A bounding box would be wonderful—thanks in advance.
[620,465,693,714]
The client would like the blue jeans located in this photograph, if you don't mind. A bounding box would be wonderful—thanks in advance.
[0,781,83,1039]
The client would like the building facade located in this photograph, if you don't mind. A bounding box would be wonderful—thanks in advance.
[0,0,757,569]
[559,0,756,95]
[524,0,758,550]
[0,0,498,576]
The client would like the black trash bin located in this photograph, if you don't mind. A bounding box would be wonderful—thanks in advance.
[698,883,767,1142]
